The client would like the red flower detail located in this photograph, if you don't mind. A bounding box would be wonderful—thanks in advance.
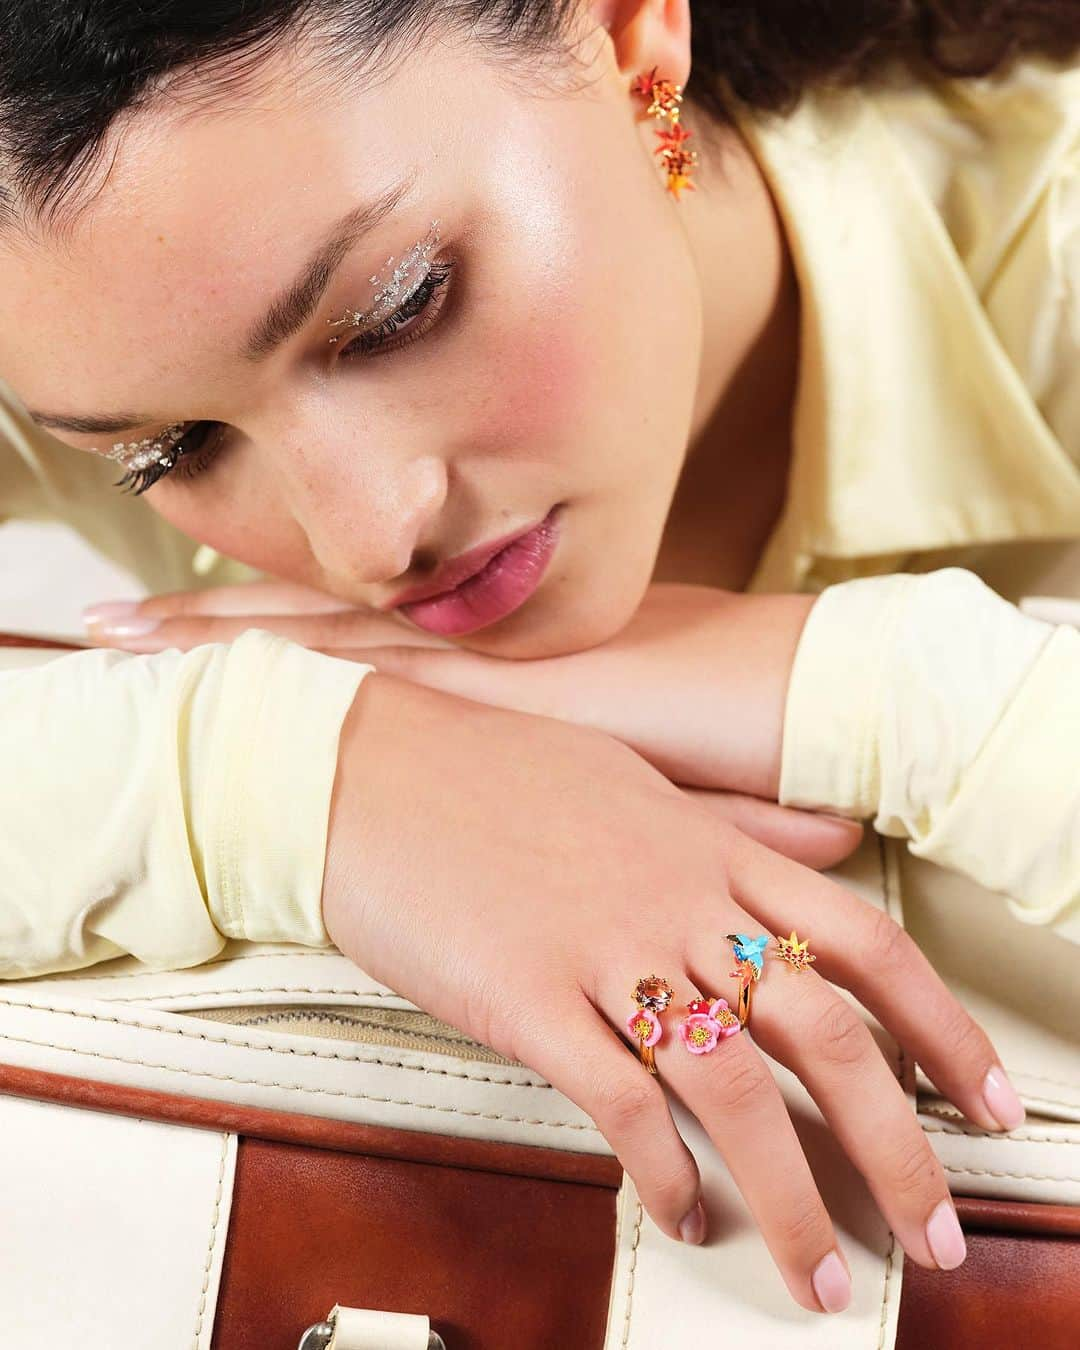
[631,66,659,99]
[655,124,692,152]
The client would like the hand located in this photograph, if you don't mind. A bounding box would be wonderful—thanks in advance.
[323,674,1023,1313]
[83,580,858,870]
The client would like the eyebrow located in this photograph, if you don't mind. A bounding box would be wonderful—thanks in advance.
[28,171,417,437]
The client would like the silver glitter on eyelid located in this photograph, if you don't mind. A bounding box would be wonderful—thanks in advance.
[97,423,187,473]
[327,217,442,344]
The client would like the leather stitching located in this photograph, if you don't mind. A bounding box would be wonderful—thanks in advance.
[191,1131,230,1350]
[0,996,550,1089]
[920,1120,1080,1144]
[619,1199,644,1348]
[944,1164,1080,1182]
[876,1228,898,1350]
[0,1027,601,1134]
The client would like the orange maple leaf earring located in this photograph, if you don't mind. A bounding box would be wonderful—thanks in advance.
[631,66,699,200]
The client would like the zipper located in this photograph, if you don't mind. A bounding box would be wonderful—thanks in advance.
[182,1003,514,1066]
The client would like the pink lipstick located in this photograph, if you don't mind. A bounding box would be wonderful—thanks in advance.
[393,506,562,637]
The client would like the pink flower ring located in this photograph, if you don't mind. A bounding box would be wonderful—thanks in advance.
[677,996,741,1055]
[626,1006,662,1048]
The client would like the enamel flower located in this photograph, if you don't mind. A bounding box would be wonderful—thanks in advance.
[679,997,741,1054]
[627,1007,662,1048]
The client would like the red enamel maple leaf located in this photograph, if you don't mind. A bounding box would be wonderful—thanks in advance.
[655,123,692,152]
[631,66,659,98]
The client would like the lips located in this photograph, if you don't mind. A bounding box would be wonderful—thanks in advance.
[391,505,563,637]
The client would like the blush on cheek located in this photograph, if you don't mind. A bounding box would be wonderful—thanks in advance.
[470,316,588,454]
[150,495,312,584]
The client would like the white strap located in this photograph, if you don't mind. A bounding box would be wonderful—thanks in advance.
[1018,595,1080,627]
[328,1306,434,1350]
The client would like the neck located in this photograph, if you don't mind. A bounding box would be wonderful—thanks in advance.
[656,116,801,591]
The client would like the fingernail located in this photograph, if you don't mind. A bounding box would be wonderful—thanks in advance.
[811,1250,851,1313]
[83,601,141,628]
[94,616,160,638]
[926,1199,967,1270]
[982,1065,1025,1131]
[678,1200,707,1245]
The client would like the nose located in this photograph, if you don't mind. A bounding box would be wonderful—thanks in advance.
[285,433,449,589]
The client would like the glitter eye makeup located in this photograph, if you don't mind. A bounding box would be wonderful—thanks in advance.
[99,421,224,496]
[100,217,450,496]
[101,423,187,475]
[327,217,443,344]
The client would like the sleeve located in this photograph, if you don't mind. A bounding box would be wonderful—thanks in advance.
[0,629,373,979]
[778,567,1080,943]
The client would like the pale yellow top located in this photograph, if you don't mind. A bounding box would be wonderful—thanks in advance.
[1,57,1079,978]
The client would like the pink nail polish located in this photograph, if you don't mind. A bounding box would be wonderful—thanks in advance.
[811,1250,851,1313]
[982,1065,1025,1131]
[678,1200,707,1245]
[926,1199,967,1269]
[98,617,160,638]
[83,600,140,627]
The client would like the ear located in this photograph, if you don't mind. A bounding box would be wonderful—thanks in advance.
[590,0,693,87]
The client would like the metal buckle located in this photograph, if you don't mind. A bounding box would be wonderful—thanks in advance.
[296,1309,446,1349]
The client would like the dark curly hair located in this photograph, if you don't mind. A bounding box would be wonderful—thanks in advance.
[1,1,1078,226]
[689,1,1080,120]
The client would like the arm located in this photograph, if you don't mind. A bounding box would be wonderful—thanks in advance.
[779,567,1080,942]
[0,630,371,977]
[89,568,1080,941]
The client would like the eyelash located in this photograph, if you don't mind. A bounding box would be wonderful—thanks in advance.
[114,257,455,496]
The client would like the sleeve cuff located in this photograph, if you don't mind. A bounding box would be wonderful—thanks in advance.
[189,630,374,947]
[779,572,918,818]
[908,623,1080,940]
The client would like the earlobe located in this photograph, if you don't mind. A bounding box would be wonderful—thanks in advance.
[595,0,693,87]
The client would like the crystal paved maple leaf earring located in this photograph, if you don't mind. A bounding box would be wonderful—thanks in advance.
[631,66,700,200]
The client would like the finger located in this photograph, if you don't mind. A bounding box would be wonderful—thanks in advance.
[725,830,1026,1135]
[510,991,705,1247]
[144,581,359,618]
[83,611,450,653]
[684,790,864,870]
[84,581,356,626]
[686,932,967,1274]
[593,962,853,1315]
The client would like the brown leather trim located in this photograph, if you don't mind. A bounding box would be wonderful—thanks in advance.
[898,1227,1080,1350]
[213,1135,617,1350]
[0,632,82,650]
[954,1194,1080,1236]
[0,1060,623,1187]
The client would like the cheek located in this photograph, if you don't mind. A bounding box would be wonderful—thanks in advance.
[468,317,587,455]
[464,309,599,472]
[146,479,314,581]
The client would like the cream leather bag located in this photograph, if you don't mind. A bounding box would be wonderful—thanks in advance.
[0,643,1076,1348]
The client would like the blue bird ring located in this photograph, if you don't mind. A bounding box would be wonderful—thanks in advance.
[724,932,772,1026]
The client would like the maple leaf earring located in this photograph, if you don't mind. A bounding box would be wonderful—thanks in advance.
[631,66,700,200]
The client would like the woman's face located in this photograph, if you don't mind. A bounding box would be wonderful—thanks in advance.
[0,28,714,657]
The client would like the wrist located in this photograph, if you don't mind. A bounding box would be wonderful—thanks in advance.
[713,590,817,799]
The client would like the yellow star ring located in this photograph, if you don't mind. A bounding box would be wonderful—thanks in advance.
[774,930,817,973]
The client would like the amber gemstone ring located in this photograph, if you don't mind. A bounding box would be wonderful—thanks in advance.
[625,974,674,1075]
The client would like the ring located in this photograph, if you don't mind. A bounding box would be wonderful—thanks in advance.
[774,930,817,973]
[677,995,741,1054]
[626,974,674,1075]
[724,930,818,1025]
[724,933,771,1026]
